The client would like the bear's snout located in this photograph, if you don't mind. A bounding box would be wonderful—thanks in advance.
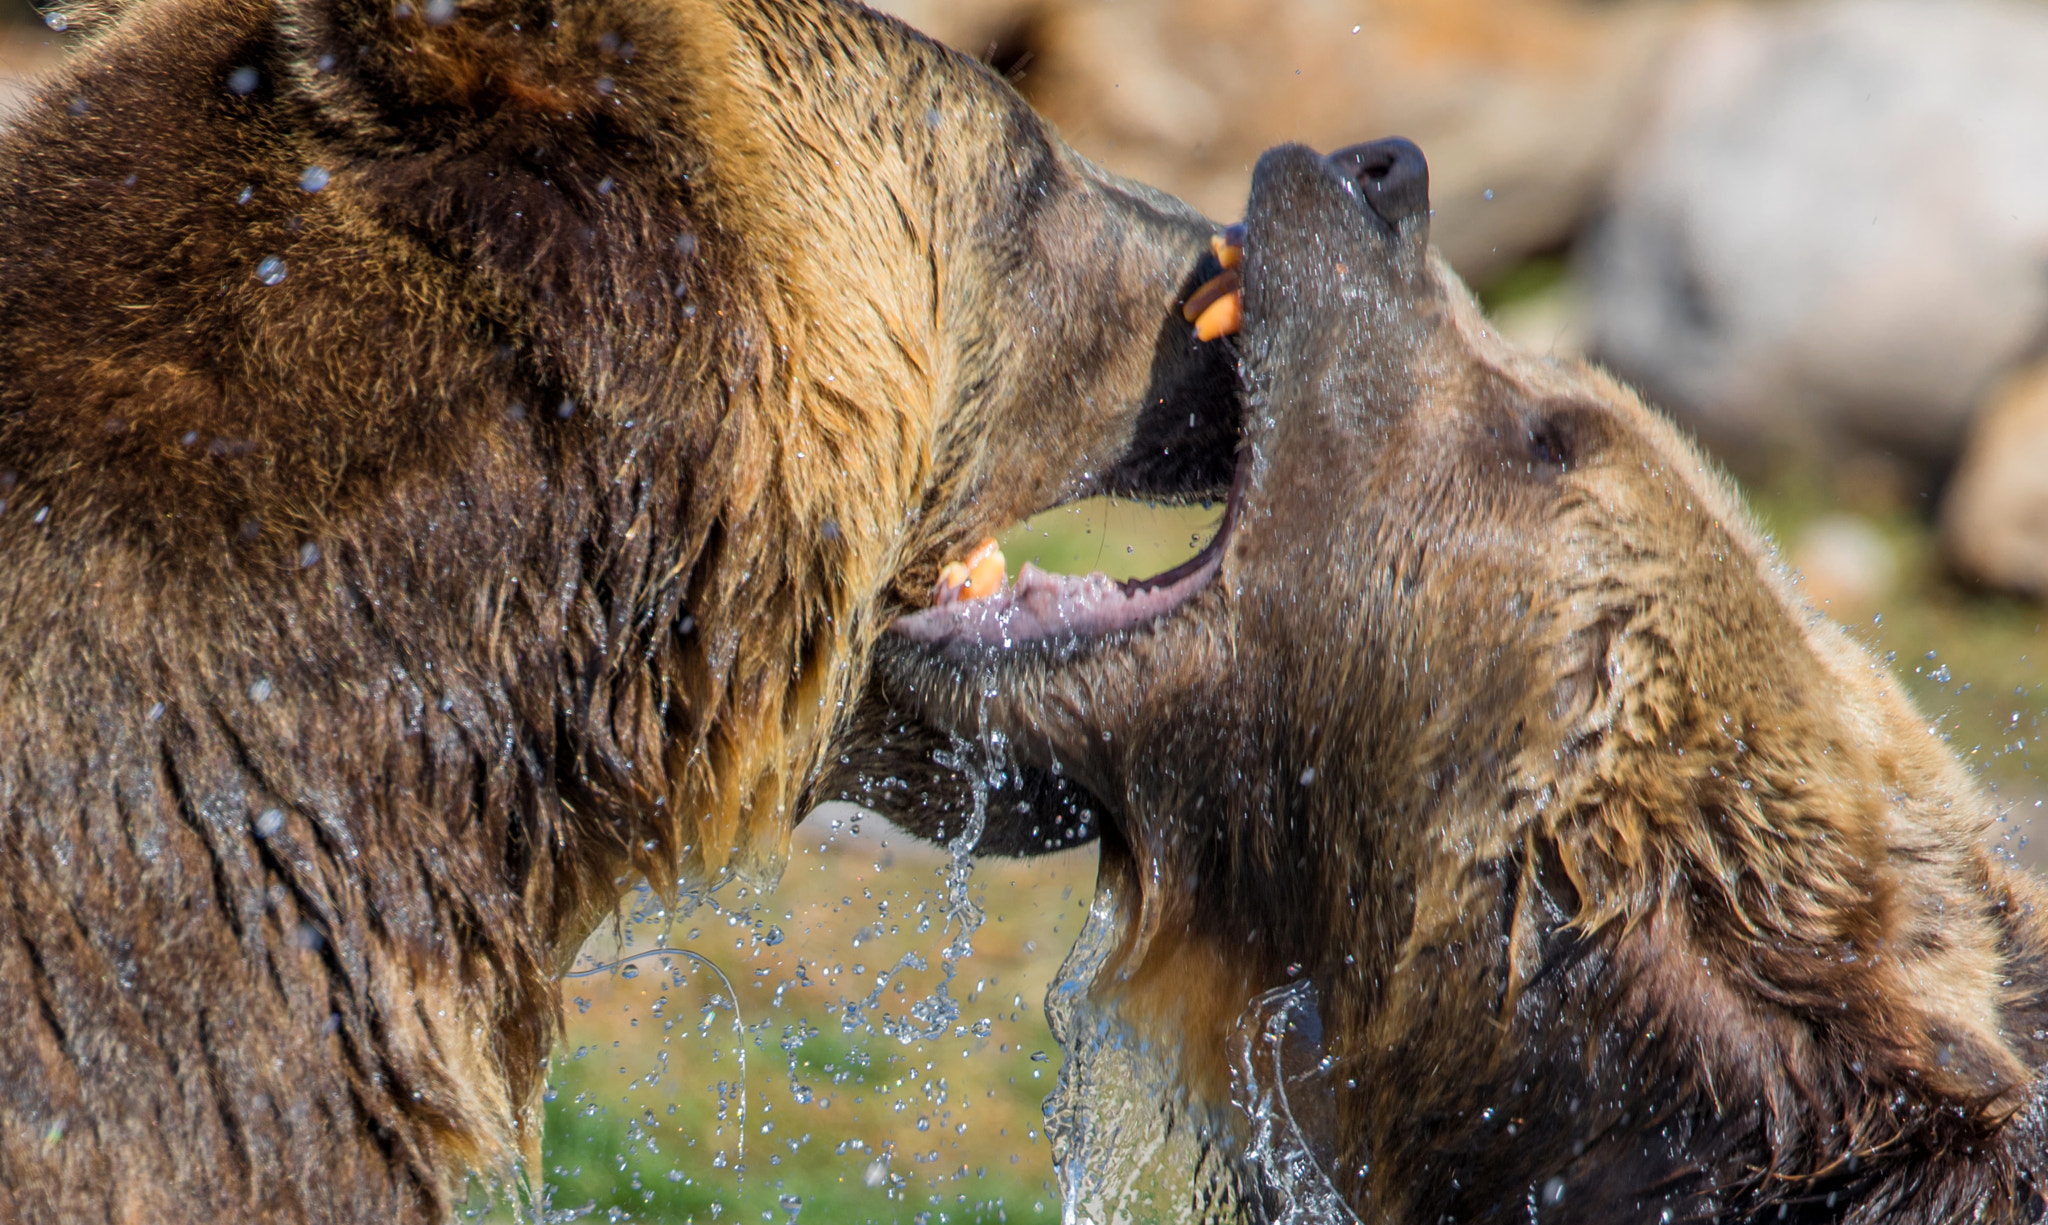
[1326,137,1430,230]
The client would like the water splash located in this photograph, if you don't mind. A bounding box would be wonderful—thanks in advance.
[563,946,746,1168]
[837,731,996,1042]
[1230,981,1360,1225]
[1042,882,1216,1224]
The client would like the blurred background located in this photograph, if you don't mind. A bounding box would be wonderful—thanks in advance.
[6,0,2048,1219]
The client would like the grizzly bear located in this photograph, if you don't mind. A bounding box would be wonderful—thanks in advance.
[845,139,2048,1222]
[0,0,1243,1220]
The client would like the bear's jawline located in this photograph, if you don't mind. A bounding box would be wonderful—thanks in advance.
[889,454,1247,650]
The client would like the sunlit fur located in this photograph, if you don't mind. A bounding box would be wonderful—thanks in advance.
[0,0,1240,1218]
[848,145,2048,1222]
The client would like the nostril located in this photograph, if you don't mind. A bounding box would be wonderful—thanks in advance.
[1326,137,1430,230]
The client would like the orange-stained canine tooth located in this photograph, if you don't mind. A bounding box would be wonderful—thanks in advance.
[1210,232,1242,270]
[936,560,971,603]
[964,544,1006,600]
[1182,269,1241,324]
[936,538,1007,603]
[959,537,1002,570]
[1193,290,1242,342]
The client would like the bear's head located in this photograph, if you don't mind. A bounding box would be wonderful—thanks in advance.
[849,140,2048,1220]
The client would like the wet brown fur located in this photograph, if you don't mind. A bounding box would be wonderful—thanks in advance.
[0,1,1241,1219]
[848,144,2048,1222]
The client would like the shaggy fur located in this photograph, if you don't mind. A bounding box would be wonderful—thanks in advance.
[0,1,1240,1219]
[845,143,2048,1222]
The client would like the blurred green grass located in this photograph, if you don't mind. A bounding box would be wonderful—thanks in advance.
[465,815,1093,1224]
[997,499,1220,585]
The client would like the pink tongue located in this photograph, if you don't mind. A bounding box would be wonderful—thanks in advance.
[892,551,1224,650]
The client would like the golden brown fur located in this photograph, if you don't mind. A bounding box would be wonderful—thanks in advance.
[848,144,2048,1222]
[0,0,1240,1219]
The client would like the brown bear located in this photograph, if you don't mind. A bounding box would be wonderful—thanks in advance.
[0,0,1243,1220]
[845,138,2048,1222]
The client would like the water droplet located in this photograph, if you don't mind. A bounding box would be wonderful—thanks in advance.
[556,397,575,420]
[1543,1175,1565,1205]
[255,256,287,286]
[1299,767,1316,786]
[299,165,330,193]
[861,1156,888,1187]
[296,541,320,568]
[226,66,259,96]
[422,0,455,24]
[255,808,284,837]
[762,926,784,946]
[620,965,639,979]
[249,678,273,703]
[44,11,68,30]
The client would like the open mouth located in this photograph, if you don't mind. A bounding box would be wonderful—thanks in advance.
[890,454,1247,651]
[890,225,1249,653]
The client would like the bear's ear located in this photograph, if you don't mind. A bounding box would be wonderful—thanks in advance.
[277,0,692,154]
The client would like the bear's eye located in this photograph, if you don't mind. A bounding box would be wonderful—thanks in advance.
[1526,417,1572,468]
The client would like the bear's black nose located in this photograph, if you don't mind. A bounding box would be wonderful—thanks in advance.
[1326,138,1429,230]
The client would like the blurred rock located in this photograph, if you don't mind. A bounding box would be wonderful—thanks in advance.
[871,0,1683,286]
[0,26,63,125]
[1581,0,2048,468]
[1943,361,2048,601]
[1790,513,1897,616]
[868,0,1033,64]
